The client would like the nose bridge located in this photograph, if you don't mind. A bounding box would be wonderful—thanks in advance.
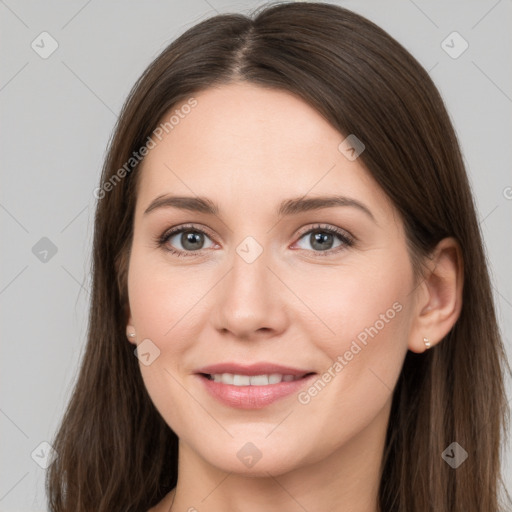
[211,234,286,337]
[227,235,273,306]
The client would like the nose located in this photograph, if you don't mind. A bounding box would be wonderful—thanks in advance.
[211,241,289,341]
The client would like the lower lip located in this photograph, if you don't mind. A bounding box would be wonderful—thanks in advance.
[196,373,316,409]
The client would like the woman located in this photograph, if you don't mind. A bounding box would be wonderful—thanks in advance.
[46,2,511,511]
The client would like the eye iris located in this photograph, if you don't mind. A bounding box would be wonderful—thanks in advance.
[311,231,333,251]
[182,231,204,251]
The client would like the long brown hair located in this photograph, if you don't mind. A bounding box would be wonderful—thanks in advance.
[46,2,511,510]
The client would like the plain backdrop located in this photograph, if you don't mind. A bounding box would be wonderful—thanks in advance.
[1,1,511,510]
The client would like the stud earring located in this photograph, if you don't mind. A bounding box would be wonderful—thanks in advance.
[423,337,431,350]
[127,329,136,340]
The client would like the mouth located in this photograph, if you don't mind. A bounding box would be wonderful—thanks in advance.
[194,365,317,409]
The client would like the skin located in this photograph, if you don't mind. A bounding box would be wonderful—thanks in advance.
[126,82,463,512]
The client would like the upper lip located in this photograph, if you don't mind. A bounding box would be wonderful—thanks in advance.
[195,362,315,377]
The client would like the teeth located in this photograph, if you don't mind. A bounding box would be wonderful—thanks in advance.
[268,373,282,384]
[233,374,251,386]
[250,374,269,385]
[208,373,302,386]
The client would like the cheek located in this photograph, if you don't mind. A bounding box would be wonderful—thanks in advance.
[127,250,202,343]
[291,253,411,418]
[292,253,411,354]
[127,251,199,428]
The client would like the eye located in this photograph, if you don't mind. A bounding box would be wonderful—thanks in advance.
[293,224,354,256]
[156,224,216,257]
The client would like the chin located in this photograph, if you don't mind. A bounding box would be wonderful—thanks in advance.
[191,436,311,477]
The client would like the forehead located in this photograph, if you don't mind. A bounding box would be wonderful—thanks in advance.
[135,83,394,223]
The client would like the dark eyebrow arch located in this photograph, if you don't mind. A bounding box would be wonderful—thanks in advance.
[144,194,376,222]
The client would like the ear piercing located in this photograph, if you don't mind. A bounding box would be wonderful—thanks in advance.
[424,337,431,350]
[127,329,136,340]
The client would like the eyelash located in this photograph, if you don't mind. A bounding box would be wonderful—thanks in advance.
[154,223,355,258]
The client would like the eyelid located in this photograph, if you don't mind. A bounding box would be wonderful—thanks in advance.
[159,222,218,243]
[294,223,355,244]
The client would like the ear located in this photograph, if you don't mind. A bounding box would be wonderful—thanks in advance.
[408,237,464,353]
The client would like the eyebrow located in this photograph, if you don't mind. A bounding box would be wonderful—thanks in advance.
[143,194,376,222]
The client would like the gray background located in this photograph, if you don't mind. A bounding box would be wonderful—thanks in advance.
[1,0,511,510]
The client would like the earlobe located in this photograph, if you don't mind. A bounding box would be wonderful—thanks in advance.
[126,327,137,344]
[408,237,464,353]
[126,314,137,344]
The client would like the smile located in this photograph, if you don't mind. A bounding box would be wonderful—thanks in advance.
[196,371,316,409]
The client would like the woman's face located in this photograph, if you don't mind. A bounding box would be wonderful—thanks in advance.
[126,82,420,476]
